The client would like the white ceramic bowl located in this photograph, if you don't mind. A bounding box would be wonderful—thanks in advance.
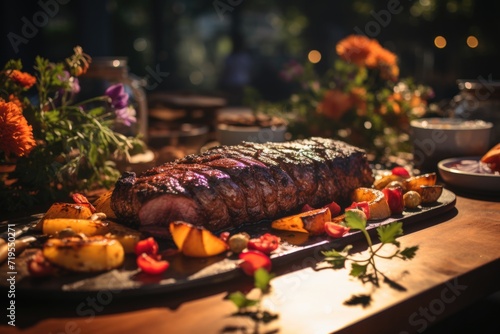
[438,156,500,192]
[410,118,493,171]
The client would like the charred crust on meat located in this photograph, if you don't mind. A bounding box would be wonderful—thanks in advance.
[111,138,374,235]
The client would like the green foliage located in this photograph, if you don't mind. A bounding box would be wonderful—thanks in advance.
[0,48,145,210]
[227,268,278,326]
[322,215,418,287]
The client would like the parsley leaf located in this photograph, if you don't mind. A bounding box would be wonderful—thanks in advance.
[228,291,259,309]
[350,263,368,277]
[345,210,367,230]
[377,222,403,245]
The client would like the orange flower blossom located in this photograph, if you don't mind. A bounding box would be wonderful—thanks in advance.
[0,101,37,158]
[9,69,36,89]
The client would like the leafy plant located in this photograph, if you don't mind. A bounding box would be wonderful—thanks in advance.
[322,210,418,287]
[0,46,144,210]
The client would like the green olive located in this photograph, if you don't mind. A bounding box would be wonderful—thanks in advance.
[228,233,250,253]
[404,191,421,209]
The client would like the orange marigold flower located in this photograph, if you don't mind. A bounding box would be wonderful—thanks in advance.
[336,35,381,67]
[9,69,36,89]
[372,47,399,81]
[317,89,353,121]
[0,101,37,157]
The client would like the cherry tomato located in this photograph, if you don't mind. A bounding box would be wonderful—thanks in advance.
[247,233,280,254]
[324,201,341,217]
[382,187,404,214]
[136,253,169,275]
[239,250,272,276]
[324,222,350,238]
[27,250,55,277]
[345,201,371,220]
[391,166,410,178]
[134,237,159,256]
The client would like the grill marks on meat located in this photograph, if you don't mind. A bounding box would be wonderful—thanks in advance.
[111,138,374,234]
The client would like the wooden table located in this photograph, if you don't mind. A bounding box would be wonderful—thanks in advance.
[2,189,499,334]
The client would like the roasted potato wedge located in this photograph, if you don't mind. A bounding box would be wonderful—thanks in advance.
[351,187,391,220]
[92,189,116,219]
[42,218,110,236]
[170,221,228,258]
[43,236,124,272]
[373,174,405,190]
[105,222,142,253]
[35,203,93,230]
[415,185,443,204]
[271,207,331,235]
[404,173,437,192]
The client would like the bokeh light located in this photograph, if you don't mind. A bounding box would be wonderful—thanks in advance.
[308,50,321,63]
[434,36,447,48]
[466,35,479,48]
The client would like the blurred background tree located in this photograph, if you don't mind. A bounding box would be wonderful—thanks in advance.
[1,0,499,105]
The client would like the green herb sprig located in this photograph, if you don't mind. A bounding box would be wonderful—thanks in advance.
[322,210,418,287]
[227,268,278,328]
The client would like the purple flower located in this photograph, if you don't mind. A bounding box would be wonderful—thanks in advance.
[114,106,137,127]
[105,84,129,109]
[57,70,80,94]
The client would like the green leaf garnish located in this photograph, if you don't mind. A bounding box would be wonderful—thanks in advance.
[254,268,274,292]
[377,222,403,244]
[228,291,258,309]
[350,263,367,277]
[345,210,367,230]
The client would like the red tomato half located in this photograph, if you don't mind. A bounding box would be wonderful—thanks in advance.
[391,166,411,178]
[137,253,169,275]
[134,237,159,256]
[345,201,371,220]
[239,250,272,276]
[324,222,350,238]
[247,233,280,254]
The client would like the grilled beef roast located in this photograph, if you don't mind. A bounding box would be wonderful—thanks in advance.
[111,138,374,237]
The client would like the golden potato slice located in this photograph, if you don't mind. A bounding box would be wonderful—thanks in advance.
[351,187,391,220]
[35,203,93,230]
[42,218,110,236]
[92,189,116,219]
[373,174,405,190]
[271,207,331,235]
[105,222,142,253]
[404,173,437,192]
[169,221,228,258]
[415,185,443,204]
[43,236,124,272]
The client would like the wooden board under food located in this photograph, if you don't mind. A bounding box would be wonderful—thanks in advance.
[0,189,456,299]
